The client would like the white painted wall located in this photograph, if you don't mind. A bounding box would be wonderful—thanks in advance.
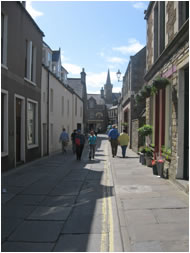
[41,66,83,155]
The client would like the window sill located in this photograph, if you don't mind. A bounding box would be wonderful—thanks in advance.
[27,144,39,149]
[24,78,37,87]
[1,64,8,70]
[1,152,8,157]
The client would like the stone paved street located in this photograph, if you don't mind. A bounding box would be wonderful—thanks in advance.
[1,135,189,252]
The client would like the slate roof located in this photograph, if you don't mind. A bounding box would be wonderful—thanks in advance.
[52,50,60,62]
[67,78,83,99]
[87,94,105,105]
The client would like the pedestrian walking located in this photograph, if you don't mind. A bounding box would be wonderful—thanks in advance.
[75,130,85,160]
[118,129,129,158]
[59,128,69,154]
[71,129,77,154]
[88,131,97,160]
[108,125,119,157]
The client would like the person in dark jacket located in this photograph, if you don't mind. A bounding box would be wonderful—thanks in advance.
[108,125,119,157]
[71,129,77,154]
[75,130,85,160]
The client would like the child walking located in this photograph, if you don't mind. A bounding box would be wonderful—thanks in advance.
[88,131,97,160]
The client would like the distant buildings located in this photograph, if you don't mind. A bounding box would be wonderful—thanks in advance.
[87,70,120,132]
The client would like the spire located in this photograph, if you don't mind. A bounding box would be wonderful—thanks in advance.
[106,69,111,85]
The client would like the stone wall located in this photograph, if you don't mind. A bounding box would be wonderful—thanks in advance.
[146,11,153,71]
[131,119,139,153]
[166,1,176,43]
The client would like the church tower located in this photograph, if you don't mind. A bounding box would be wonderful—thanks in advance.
[104,69,113,104]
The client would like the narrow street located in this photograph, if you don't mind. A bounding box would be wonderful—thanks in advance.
[2,135,189,252]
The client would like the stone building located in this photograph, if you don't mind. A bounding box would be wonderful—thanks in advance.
[144,1,189,188]
[87,70,120,132]
[118,47,146,150]
[1,2,44,171]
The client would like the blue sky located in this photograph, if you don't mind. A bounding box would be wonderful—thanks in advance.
[26,1,149,94]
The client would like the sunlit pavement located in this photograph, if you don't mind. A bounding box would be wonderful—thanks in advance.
[1,134,189,252]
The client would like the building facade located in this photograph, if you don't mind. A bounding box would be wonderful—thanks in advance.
[1,2,44,171]
[144,1,189,185]
[118,47,146,150]
[41,43,83,155]
[87,70,120,132]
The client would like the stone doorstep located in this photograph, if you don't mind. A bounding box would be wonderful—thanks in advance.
[175,179,189,194]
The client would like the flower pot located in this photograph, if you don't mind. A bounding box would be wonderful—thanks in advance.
[152,164,158,175]
[141,153,146,165]
[145,155,152,167]
[157,162,164,177]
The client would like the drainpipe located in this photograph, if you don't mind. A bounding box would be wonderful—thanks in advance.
[47,70,50,156]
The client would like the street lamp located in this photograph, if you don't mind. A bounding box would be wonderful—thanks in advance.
[116,69,122,82]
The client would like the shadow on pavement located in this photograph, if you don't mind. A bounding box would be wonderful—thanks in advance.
[1,134,114,252]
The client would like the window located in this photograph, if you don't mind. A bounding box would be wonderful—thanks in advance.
[62,96,64,116]
[50,88,53,112]
[27,100,38,146]
[179,1,189,29]
[89,99,94,109]
[75,97,77,116]
[1,12,8,66]
[25,40,36,83]
[154,2,165,61]
[1,90,8,156]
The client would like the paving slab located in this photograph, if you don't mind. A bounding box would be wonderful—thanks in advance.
[8,221,64,242]
[62,211,107,234]
[53,233,105,252]
[1,217,23,242]
[2,204,36,218]
[2,242,54,252]
[49,181,83,195]
[40,195,76,207]
[27,206,72,221]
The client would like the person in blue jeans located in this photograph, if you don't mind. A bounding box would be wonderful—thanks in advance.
[108,125,119,157]
[59,128,69,154]
[88,131,97,160]
[75,130,85,160]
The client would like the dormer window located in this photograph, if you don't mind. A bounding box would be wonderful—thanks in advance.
[89,99,95,109]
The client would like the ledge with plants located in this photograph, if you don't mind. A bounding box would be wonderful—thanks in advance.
[135,76,170,104]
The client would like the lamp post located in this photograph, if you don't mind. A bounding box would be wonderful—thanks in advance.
[116,69,122,82]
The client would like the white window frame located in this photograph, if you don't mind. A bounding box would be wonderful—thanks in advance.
[24,40,37,86]
[27,98,38,149]
[1,89,8,157]
[1,12,8,68]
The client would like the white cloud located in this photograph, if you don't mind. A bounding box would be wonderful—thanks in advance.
[113,39,144,55]
[86,71,119,93]
[63,63,82,75]
[113,87,121,93]
[26,1,43,20]
[133,2,147,10]
[107,57,128,64]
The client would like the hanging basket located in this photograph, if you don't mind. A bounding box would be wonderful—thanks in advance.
[152,76,170,91]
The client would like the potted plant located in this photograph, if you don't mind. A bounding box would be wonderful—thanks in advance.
[139,146,146,165]
[152,159,158,175]
[135,93,144,104]
[156,155,165,178]
[151,76,170,94]
[161,146,171,179]
[138,124,153,137]
[144,146,153,167]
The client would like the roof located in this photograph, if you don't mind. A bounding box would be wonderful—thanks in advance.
[109,105,118,110]
[112,93,121,100]
[68,78,83,98]
[87,94,105,105]
[18,2,45,36]
[52,50,60,62]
